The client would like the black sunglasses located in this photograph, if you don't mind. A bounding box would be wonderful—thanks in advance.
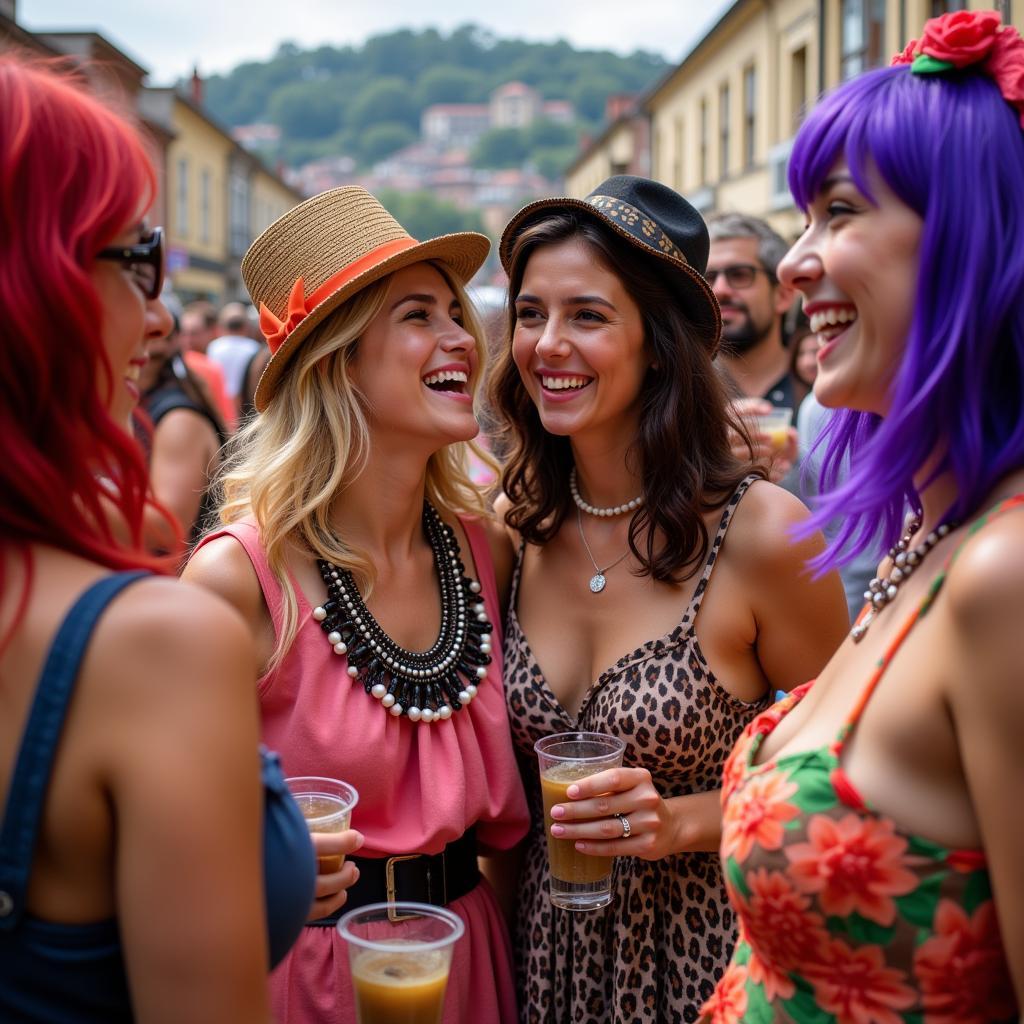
[705,263,774,290]
[96,226,164,301]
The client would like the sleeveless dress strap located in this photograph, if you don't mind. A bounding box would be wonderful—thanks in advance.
[688,473,760,622]
[508,537,527,615]
[0,571,149,930]
[195,522,290,641]
[838,492,1024,745]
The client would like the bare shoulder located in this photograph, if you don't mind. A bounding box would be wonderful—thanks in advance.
[88,575,256,705]
[724,478,823,570]
[944,510,1024,641]
[101,575,251,652]
[155,406,218,447]
[181,529,264,624]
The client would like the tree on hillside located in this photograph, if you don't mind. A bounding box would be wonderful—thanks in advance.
[570,72,624,123]
[268,80,343,140]
[471,127,530,169]
[417,65,488,106]
[376,189,485,241]
[200,24,669,169]
[526,119,577,149]
[347,78,419,132]
[362,28,440,81]
[360,123,417,164]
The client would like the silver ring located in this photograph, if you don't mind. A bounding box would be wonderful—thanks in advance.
[614,813,631,838]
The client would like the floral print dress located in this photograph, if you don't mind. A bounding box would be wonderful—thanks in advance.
[702,496,1024,1024]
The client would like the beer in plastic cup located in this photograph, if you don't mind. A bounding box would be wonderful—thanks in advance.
[338,902,464,1024]
[534,731,626,911]
[286,776,358,874]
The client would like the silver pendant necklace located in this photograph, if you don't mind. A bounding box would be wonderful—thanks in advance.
[576,506,631,593]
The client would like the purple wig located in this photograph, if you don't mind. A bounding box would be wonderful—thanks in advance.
[789,64,1024,571]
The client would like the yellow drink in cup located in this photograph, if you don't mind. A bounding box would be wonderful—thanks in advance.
[534,731,626,911]
[540,764,613,885]
[339,902,465,1024]
[350,949,449,1024]
[286,776,358,874]
[753,407,793,451]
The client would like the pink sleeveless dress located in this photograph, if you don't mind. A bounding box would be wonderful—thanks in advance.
[196,517,529,1024]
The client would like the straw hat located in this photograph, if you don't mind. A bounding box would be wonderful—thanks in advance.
[242,186,491,411]
[500,175,721,353]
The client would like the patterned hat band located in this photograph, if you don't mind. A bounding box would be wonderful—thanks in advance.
[587,195,688,264]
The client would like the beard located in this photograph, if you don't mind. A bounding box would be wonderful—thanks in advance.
[719,306,774,355]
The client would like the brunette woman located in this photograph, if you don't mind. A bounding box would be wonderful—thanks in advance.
[491,176,849,1022]
[703,12,1024,1022]
[184,187,529,1023]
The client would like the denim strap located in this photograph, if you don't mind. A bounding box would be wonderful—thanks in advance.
[0,572,148,929]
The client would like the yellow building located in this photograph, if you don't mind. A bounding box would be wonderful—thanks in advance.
[567,0,1023,237]
[2,3,301,305]
[140,86,302,305]
[226,152,302,299]
[565,106,652,198]
[139,88,234,303]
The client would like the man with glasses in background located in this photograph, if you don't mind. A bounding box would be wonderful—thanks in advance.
[706,212,802,486]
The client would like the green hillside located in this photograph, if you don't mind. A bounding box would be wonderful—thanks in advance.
[202,24,667,170]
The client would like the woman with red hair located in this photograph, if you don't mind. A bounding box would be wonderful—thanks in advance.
[0,56,322,1021]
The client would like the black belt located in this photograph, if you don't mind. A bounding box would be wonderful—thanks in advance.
[308,827,479,926]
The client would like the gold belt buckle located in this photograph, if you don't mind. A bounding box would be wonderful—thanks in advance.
[385,854,421,922]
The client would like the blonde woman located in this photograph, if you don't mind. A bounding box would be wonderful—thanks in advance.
[184,188,529,1024]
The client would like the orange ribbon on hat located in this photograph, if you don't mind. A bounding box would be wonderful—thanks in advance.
[258,237,421,353]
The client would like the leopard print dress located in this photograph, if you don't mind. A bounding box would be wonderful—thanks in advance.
[505,476,771,1024]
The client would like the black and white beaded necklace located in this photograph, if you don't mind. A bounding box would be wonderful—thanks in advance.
[312,502,493,722]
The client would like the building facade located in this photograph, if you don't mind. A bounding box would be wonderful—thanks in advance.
[139,87,301,304]
[567,0,1022,238]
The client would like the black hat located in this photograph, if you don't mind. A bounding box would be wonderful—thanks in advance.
[499,175,721,353]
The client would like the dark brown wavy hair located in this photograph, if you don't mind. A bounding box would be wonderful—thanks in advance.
[490,212,762,583]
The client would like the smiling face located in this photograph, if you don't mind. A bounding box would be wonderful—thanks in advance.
[778,158,922,416]
[91,223,173,426]
[349,261,480,450]
[511,236,649,445]
[707,236,784,355]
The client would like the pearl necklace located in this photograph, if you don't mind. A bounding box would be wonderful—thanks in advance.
[311,502,493,722]
[570,467,644,518]
[850,515,957,643]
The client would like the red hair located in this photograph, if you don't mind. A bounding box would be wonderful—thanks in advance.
[0,55,173,583]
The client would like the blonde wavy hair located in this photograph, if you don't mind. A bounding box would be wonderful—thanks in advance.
[215,262,495,671]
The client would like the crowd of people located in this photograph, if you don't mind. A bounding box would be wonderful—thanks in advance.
[1,9,1022,1023]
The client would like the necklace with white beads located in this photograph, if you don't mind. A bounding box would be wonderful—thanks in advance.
[311,502,493,722]
[569,467,644,518]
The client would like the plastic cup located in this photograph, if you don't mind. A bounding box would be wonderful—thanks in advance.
[338,902,464,1024]
[753,406,793,450]
[286,776,358,874]
[534,731,627,912]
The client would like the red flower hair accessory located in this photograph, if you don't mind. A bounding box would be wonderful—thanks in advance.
[891,11,1024,129]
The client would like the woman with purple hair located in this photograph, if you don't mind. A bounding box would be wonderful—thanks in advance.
[702,11,1024,1022]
